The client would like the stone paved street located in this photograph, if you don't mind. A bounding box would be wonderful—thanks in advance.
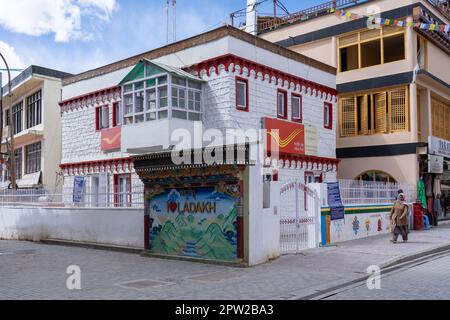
[1,222,450,300]
[325,252,450,300]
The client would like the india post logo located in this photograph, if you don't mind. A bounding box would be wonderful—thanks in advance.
[265,117,305,155]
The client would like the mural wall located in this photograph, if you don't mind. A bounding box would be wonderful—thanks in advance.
[146,184,240,262]
[321,205,394,244]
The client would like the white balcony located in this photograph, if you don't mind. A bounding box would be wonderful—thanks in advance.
[121,118,203,154]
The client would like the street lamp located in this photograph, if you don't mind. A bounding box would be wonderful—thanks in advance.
[0,53,16,189]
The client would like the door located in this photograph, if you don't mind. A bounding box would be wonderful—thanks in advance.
[279,179,321,254]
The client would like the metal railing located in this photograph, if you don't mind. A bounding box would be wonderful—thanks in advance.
[427,0,450,21]
[338,179,416,205]
[257,0,373,32]
[0,183,145,208]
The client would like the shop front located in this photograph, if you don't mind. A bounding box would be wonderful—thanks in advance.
[133,144,253,265]
[427,136,450,221]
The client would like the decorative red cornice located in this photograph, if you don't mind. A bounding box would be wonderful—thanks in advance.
[59,85,121,112]
[269,152,340,171]
[189,54,338,99]
[60,157,133,175]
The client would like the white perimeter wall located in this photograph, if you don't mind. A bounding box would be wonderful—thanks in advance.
[0,207,144,248]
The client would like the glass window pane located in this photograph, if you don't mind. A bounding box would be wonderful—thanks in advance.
[158,76,167,85]
[383,34,405,63]
[134,91,144,113]
[179,89,186,109]
[188,81,202,90]
[172,110,187,119]
[146,78,156,87]
[361,40,381,68]
[340,45,359,72]
[292,97,300,119]
[237,81,246,107]
[188,113,201,121]
[124,94,133,115]
[135,114,144,123]
[124,84,133,93]
[146,89,156,110]
[172,76,186,86]
[159,110,168,119]
[134,82,144,90]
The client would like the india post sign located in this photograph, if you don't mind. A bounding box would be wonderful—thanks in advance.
[265,117,305,155]
[147,187,238,262]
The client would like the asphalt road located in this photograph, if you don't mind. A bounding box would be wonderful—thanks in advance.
[323,251,450,300]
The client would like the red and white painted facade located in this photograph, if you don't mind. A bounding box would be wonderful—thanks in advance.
[59,28,338,201]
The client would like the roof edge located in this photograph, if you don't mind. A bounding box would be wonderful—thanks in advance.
[62,25,335,87]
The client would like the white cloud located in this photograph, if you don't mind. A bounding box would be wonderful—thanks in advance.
[0,41,27,86]
[0,0,118,42]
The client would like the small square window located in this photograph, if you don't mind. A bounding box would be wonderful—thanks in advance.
[277,90,287,119]
[324,102,333,129]
[292,94,302,122]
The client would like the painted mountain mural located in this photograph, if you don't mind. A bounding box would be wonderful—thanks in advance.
[148,187,238,262]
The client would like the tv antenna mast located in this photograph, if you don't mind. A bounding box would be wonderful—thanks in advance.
[166,0,177,44]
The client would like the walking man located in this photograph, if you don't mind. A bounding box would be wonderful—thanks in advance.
[390,193,409,243]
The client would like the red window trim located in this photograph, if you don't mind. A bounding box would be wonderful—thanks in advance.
[277,89,288,120]
[96,104,110,131]
[324,102,333,130]
[112,102,121,127]
[235,76,249,112]
[291,93,303,123]
[114,173,132,208]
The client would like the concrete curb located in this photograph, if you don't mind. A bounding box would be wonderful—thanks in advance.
[297,242,450,300]
[40,239,142,254]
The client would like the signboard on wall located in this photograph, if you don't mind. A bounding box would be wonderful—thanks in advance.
[429,136,450,158]
[73,176,85,204]
[101,127,121,151]
[264,118,318,156]
[265,118,305,155]
[327,182,345,221]
[147,186,239,262]
[429,155,444,174]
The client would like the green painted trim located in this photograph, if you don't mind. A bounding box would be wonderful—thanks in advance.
[119,61,165,85]
[321,205,392,216]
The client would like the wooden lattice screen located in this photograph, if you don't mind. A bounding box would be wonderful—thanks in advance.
[390,88,408,132]
[340,97,357,137]
[375,93,387,133]
[432,98,450,141]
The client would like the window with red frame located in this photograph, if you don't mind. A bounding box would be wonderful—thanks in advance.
[277,89,287,119]
[236,77,249,111]
[291,94,302,122]
[112,102,122,127]
[114,174,131,207]
[95,105,110,130]
[324,102,333,129]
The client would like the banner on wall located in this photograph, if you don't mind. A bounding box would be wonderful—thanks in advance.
[73,176,85,204]
[327,182,345,221]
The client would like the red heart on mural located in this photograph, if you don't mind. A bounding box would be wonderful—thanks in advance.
[168,202,177,212]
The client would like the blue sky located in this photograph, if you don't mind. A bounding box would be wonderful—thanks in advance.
[0,0,323,81]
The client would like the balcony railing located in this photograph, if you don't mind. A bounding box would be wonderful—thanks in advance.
[427,0,450,21]
[257,0,373,33]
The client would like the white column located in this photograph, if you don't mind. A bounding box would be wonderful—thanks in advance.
[245,0,258,35]
[410,83,418,142]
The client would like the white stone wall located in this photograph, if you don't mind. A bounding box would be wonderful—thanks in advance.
[202,68,337,160]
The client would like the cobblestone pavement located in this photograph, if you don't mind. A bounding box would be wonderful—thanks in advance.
[325,252,450,300]
[1,223,450,300]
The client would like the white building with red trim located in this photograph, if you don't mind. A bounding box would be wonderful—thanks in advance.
[59,26,338,206]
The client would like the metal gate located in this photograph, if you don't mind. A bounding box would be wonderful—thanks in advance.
[280,180,321,254]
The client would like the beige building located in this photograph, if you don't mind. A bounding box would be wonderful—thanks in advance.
[256,0,450,189]
[1,66,71,190]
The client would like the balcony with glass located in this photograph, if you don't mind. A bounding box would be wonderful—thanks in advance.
[119,59,204,154]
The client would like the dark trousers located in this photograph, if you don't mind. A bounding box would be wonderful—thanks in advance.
[393,226,408,242]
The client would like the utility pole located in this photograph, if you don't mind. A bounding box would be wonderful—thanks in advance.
[166,0,177,44]
[0,54,16,190]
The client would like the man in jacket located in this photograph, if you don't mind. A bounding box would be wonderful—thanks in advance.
[390,193,409,243]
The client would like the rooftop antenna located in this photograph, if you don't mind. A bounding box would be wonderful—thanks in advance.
[166,0,177,45]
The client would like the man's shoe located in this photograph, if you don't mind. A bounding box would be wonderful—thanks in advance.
[390,240,397,244]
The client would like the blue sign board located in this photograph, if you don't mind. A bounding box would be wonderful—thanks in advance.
[73,176,85,204]
[327,182,345,221]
